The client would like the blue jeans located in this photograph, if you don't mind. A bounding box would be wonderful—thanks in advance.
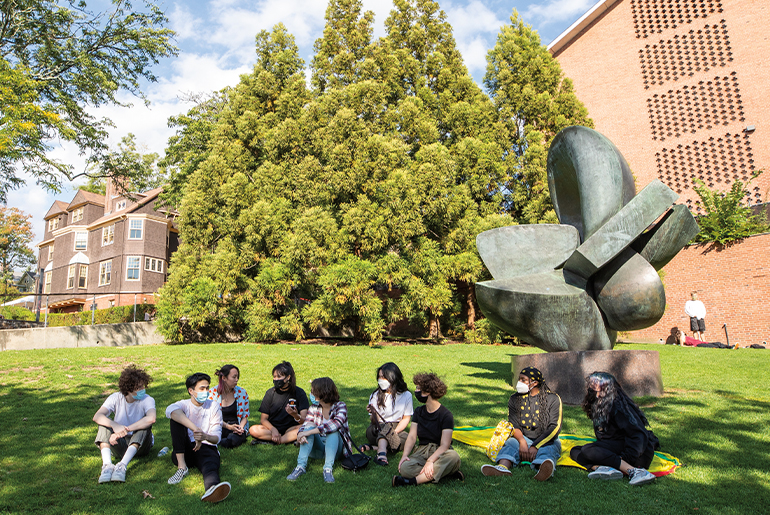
[496,435,561,470]
[296,426,343,470]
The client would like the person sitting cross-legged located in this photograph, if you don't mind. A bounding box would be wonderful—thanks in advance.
[481,366,562,481]
[93,364,157,484]
[166,372,231,503]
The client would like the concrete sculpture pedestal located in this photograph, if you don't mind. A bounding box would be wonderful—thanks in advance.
[511,350,662,405]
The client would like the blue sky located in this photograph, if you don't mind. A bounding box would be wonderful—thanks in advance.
[10,0,595,248]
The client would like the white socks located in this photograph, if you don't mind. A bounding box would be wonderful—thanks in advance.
[101,447,112,466]
[119,445,138,466]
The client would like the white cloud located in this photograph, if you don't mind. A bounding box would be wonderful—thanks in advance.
[524,0,595,26]
[169,3,200,41]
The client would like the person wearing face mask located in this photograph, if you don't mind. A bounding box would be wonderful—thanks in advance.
[361,362,413,466]
[93,364,157,484]
[208,365,250,448]
[570,372,658,486]
[391,372,463,487]
[481,366,562,481]
[165,372,231,503]
[249,361,309,444]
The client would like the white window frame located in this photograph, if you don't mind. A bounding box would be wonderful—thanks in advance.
[102,224,115,246]
[126,256,141,281]
[74,231,88,251]
[67,264,76,289]
[72,207,84,223]
[78,265,88,289]
[128,219,143,240]
[144,257,164,273]
[48,245,55,261]
[48,218,59,232]
[44,271,52,294]
[99,260,112,286]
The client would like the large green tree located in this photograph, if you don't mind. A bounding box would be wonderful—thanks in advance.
[157,0,513,344]
[0,0,177,203]
[485,11,593,224]
[0,207,35,305]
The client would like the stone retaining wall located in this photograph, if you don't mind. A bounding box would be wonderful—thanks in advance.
[0,321,164,351]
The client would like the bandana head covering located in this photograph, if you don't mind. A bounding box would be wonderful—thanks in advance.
[520,366,543,385]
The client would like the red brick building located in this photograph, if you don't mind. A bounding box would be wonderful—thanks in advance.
[35,185,179,313]
[549,0,769,345]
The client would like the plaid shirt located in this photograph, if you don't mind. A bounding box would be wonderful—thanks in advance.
[299,401,353,457]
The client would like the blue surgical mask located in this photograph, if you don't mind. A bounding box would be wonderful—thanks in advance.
[195,391,209,403]
[309,393,319,405]
[133,389,147,401]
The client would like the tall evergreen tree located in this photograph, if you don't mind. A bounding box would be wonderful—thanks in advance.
[485,11,593,224]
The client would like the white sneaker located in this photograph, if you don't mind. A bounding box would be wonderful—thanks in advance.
[533,459,554,481]
[167,467,189,485]
[111,462,127,482]
[201,481,231,502]
[587,466,624,480]
[481,464,512,476]
[98,464,114,483]
[628,467,656,486]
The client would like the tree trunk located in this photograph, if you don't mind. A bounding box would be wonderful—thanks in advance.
[428,312,442,339]
[466,283,477,330]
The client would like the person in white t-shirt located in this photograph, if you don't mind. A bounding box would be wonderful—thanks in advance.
[165,372,231,503]
[684,292,707,341]
[361,362,414,466]
[92,364,156,484]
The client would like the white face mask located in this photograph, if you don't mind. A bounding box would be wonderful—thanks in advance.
[516,381,531,394]
[378,379,390,391]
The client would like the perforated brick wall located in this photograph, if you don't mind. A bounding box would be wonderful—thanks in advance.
[631,0,723,38]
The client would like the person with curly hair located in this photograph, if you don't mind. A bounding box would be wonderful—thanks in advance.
[250,361,309,445]
[361,362,413,466]
[570,372,659,486]
[392,372,463,486]
[481,366,562,481]
[286,377,353,484]
[208,364,249,448]
[92,364,156,484]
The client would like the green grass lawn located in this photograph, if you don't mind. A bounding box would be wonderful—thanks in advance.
[0,343,768,515]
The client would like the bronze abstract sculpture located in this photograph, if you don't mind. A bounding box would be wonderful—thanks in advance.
[475,126,699,352]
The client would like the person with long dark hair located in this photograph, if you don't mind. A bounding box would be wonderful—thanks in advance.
[286,377,353,483]
[249,361,309,444]
[392,373,463,486]
[481,366,562,481]
[361,362,413,465]
[208,364,249,448]
[570,372,659,486]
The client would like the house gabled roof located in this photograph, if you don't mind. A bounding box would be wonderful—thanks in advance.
[67,189,105,211]
[44,201,70,220]
[547,0,621,56]
[89,187,168,227]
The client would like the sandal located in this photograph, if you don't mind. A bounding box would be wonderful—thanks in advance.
[375,452,389,466]
[359,444,375,452]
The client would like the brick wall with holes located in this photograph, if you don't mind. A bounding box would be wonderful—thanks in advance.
[553,0,770,210]
[627,232,770,346]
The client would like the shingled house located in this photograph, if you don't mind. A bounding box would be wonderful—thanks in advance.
[35,183,179,313]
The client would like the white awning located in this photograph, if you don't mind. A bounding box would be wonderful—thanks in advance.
[44,262,52,272]
[69,252,90,265]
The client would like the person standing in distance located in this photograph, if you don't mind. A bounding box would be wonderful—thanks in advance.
[684,292,706,341]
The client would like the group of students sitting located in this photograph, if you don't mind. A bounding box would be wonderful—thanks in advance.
[92,361,660,503]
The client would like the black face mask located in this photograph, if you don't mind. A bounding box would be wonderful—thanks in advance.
[415,390,429,403]
[274,378,287,390]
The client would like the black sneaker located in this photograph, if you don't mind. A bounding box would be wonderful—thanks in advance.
[445,470,465,482]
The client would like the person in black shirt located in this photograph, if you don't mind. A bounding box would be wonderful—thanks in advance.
[570,372,659,486]
[392,372,463,486]
[249,362,309,444]
[481,366,562,481]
